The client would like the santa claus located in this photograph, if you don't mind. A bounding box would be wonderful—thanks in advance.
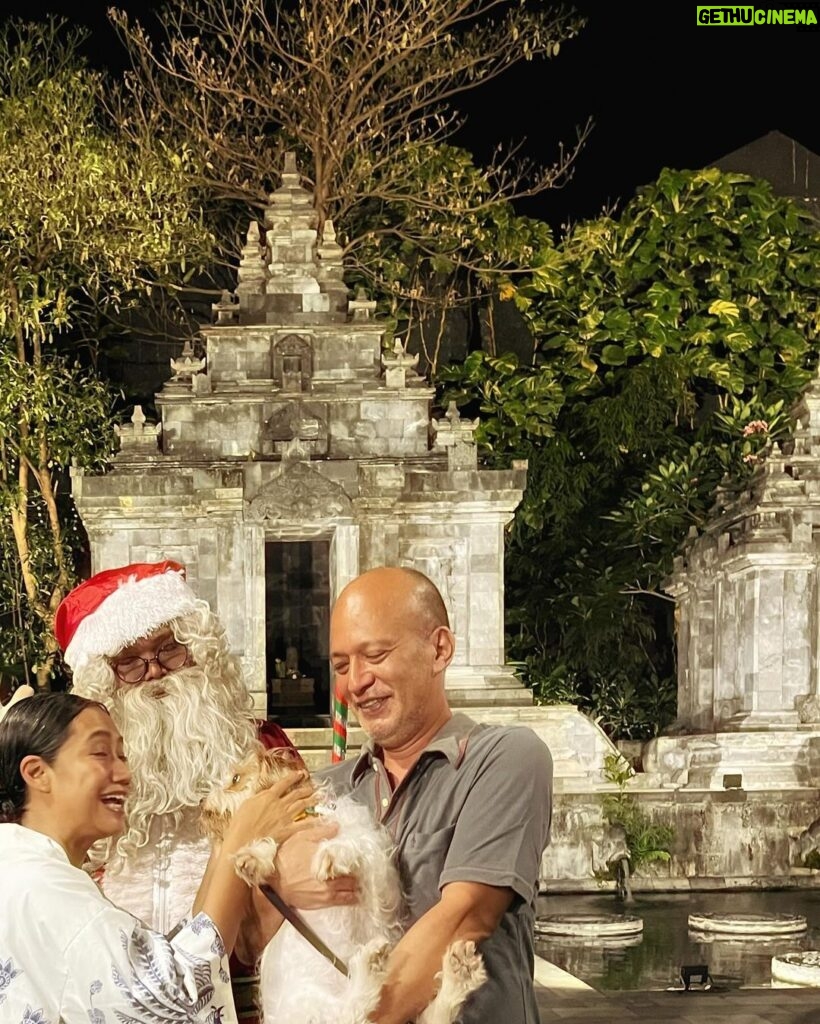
[53,560,298,936]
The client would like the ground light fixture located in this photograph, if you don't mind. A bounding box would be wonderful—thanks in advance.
[679,964,712,990]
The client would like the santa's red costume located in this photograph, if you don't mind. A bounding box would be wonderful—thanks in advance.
[54,560,297,1015]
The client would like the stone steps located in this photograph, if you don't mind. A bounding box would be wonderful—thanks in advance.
[283,725,366,770]
[446,686,533,706]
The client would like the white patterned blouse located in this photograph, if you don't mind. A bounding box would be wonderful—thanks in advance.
[0,824,237,1024]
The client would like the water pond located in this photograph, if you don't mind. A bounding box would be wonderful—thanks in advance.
[535,889,820,991]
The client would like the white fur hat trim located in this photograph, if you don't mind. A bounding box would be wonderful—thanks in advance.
[63,569,198,670]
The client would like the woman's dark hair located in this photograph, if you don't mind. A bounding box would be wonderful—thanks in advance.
[0,693,102,823]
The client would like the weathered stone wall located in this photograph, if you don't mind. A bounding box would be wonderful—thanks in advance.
[542,787,820,890]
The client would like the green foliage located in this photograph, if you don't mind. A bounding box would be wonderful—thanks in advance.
[0,19,212,686]
[349,144,557,366]
[0,21,212,343]
[803,850,820,870]
[0,353,114,472]
[601,754,674,874]
[442,167,820,737]
[0,488,90,683]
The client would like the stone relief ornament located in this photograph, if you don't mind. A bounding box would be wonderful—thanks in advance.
[246,462,352,522]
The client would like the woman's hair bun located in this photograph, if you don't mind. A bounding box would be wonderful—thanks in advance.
[0,794,19,823]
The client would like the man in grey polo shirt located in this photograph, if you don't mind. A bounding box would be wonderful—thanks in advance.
[319,565,553,1024]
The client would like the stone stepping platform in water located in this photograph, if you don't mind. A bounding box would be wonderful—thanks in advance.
[535,913,643,938]
[772,950,820,987]
[688,911,807,936]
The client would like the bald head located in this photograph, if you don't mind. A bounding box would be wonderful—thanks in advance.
[335,567,449,634]
[330,566,455,753]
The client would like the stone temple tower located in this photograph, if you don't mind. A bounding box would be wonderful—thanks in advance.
[71,155,534,729]
[652,370,820,790]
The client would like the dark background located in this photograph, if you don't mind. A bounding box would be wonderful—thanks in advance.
[3,1,819,230]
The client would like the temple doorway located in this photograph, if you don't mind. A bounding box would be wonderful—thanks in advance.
[265,539,331,725]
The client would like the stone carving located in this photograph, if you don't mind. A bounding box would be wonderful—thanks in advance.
[793,815,820,862]
[114,405,161,453]
[316,219,344,279]
[263,403,327,459]
[272,334,313,392]
[264,404,321,442]
[348,287,377,323]
[432,401,479,471]
[170,338,206,381]
[595,824,629,874]
[790,364,820,456]
[316,220,348,318]
[212,288,239,324]
[246,462,352,522]
[400,541,456,629]
[382,338,420,389]
[796,694,820,724]
[236,220,269,304]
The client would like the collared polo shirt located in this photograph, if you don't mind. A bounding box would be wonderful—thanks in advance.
[318,712,553,1024]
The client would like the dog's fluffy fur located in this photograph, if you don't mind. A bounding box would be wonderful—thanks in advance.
[201,743,486,1024]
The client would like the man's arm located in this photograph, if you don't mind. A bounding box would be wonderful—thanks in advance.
[374,726,553,1022]
[369,881,513,1024]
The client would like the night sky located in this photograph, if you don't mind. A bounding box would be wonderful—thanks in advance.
[3,1,820,231]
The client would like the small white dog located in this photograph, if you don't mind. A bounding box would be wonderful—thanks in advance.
[201,743,486,1024]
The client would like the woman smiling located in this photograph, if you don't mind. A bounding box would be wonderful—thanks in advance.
[0,692,314,1023]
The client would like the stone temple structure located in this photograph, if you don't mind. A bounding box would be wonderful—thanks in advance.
[594,374,820,890]
[72,154,531,723]
[71,155,625,888]
[653,375,820,791]
[535,370,820,892]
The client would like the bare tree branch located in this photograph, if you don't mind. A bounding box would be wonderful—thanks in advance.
[109,0,588,236]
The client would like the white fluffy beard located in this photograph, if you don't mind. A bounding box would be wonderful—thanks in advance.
[82,662,257,871]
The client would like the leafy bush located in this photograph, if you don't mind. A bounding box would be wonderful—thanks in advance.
[442,168,820,737]
[601,754,674,874]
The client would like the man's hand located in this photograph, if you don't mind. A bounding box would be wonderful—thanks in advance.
[272,821,359,909]
[0,685,34,724]
[233,821,360,964]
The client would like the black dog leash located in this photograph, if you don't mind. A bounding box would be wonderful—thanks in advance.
[259,884,350,977]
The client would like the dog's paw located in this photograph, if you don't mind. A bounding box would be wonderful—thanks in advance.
[231,837,278,887]
[360,936,392,977]
[417,940,487,1024]
[346,938,393,1024]
[314,839,363,881]
[442,939,487,988]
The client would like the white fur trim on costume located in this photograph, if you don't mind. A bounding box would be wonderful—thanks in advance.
[63,570,199,670]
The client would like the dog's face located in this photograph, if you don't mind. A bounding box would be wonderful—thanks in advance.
[200,743,302,841]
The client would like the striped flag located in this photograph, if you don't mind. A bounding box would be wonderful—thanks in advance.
[331,682,348,763]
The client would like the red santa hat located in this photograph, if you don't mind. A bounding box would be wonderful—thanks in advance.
[55,561,200,671]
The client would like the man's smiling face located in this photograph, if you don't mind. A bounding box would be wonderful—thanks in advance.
[329,569,452,751]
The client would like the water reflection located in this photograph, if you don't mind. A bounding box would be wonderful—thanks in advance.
[535,890,820,991]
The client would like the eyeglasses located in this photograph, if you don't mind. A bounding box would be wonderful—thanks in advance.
[111,640,189,684]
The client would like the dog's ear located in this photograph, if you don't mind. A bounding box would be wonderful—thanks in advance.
[263,746,302,775]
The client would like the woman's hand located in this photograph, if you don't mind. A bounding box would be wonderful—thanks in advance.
[0,685,34,724]
[221,772,317,854]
